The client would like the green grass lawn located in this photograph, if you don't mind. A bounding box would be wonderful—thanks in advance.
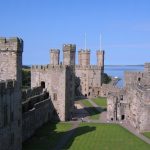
[80,99,100,120]
[64,123,150,150]
[22,122,72,150]
[143,132,150,139]
[92,97,107,108]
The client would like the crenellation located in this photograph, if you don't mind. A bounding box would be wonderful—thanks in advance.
[22,86,43,101]
[75,65,102,70]
[0,37,23,52]
[63,44,76,52]
[78,49,90,53]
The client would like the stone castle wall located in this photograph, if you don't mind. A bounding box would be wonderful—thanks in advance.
[22,87,54,142]
[107,63,150,132]
[22,86,43,101]
[0,80,22,150]
[75,49,104,98]
[125,85,150,132]
[31,64,74,121]
[0,37,23,150]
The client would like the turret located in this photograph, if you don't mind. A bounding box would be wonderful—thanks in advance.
[63,44,76,66]
[97,50,104,70]
[50,49,60,65]
[78,49,90,66]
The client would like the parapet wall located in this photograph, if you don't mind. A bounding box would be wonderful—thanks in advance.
[124,71,144,86]
[0,37,23,51]
[50,49,60,53]
[22,98,54,142]
[75,65,102,70]
[0,80,17,95]
[22,86,54,142]
[22,86,43,101]
[78,49,90,53]
[97,50,105,56]
[63,44,76,51]
[144,63,150,73]
[31,64,71,73]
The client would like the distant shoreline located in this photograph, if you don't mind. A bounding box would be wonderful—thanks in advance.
[105,65,144,67]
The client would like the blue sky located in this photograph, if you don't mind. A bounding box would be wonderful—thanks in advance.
[0,0,150,65]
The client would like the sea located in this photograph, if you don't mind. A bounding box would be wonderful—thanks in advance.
[104,65,144,87]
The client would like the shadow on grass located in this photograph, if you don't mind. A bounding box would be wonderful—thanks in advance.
[22,122,96,150]
[74,107,106,119]
[62,126,96,150]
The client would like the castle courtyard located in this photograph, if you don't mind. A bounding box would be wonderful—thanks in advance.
[22,98,150,150]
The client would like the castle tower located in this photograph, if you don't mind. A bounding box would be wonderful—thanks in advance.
[63,44,76,66]
[0,37,23,150]
[78,49,90,66]
[0,37,23,86]
[97,50,105,70]
[50,49,60,65]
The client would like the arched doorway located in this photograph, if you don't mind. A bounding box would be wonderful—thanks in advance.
[41,81,45,89]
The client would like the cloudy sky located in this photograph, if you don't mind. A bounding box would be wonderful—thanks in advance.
[0,0,150,65]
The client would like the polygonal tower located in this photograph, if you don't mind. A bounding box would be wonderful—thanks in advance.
[0,37,23,150]
[0,37,23,87]
[78,49,90,66]
[50,49,60,65]
[97,50,105,71]
[63,44,76,66]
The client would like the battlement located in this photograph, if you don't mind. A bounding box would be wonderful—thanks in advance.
[78,49,90,53]
[0,37,23,52]
[63,44,76,52]
[22,86,43,101]
[50,49,60,53]
[97,50,105,54]
[75,65,102,70]
[144,63,150,73]
[31,64,70,71]
[0,80,17,94]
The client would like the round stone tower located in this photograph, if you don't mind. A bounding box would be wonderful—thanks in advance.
[63,44,76,66]
[97,50,105,70]
[50,49,60,65]
[78,49,90,66]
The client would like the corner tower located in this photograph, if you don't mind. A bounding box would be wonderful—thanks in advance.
[63,44,76,66]
[50,49,60,65]
[0,37,23,86]
[97,50,105,71]
[0,37,23,150]
[78,49,90,66]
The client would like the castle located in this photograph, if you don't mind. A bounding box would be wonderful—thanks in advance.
[107,63,150,132]
[0,37,104,150]
[0,36,150,150]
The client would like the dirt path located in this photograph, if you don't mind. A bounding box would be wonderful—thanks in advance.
[87,99,107,123]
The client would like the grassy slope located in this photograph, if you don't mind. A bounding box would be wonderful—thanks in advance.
[23,122,72,150]
[92,97,107,107]
[64,123,150,150]
[80,99,100,120]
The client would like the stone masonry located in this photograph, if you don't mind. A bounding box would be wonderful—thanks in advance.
[75,49,104,98]
[31,44,76,121]
[0,37,23,150]
[107,63,150,132]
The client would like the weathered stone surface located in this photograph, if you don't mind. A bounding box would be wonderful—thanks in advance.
[107,63,150,132]
[0,37,23,150]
